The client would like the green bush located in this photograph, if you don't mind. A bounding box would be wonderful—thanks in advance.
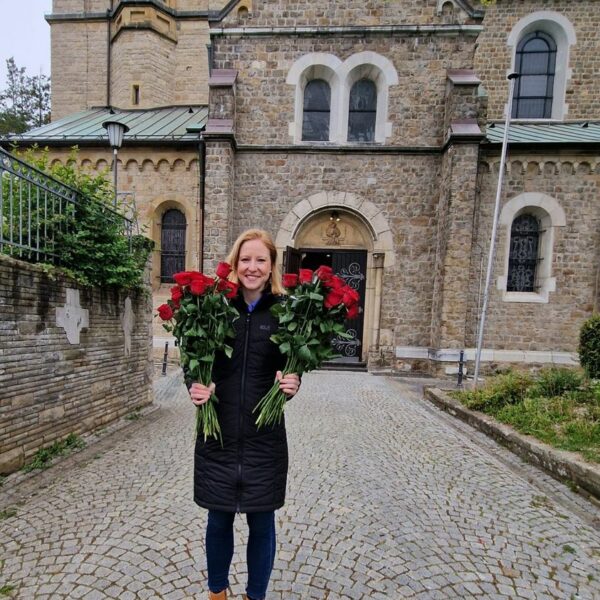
[529,367,584,398]
[579,314,600,379]
[459,370,533,411]
[6,146,152,290]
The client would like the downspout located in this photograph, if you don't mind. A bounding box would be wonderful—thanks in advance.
[199,132,206,273]
[107,1,113,106]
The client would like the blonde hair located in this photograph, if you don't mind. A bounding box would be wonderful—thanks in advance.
[226,229,284,295]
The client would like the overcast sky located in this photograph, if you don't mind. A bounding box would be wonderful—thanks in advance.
[0,0,53,89]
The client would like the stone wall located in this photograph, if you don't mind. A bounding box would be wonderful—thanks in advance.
[0,255,154,474]
[474,0,600,120]
[230,150,441,351]
[466,153,600,355]
[218,0,478,27]
[49,1,211,118]
[212,33,479,147]
[50,20,108,120]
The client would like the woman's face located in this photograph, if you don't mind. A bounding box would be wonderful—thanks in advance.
[236,239,272,295]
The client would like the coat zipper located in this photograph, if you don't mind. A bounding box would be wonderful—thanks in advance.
[236,312,251,513]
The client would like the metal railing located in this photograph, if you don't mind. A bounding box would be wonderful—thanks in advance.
[0,147,133,265]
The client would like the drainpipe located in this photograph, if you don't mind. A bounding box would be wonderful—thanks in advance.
[106,2,113,106]
[199,133,206,273]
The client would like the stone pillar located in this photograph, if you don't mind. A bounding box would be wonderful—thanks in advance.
[430,70,485,372]
[202,70,238,273]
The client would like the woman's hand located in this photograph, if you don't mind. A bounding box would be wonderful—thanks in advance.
[276,371,300,397]
[189,382,216,406]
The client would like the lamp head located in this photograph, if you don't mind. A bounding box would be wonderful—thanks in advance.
[102,120,130,148]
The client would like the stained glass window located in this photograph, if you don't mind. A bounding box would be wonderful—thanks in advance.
[302,79,331,141]
[348,79,377,142]
[507,214,541,292]
[512,31,557,119]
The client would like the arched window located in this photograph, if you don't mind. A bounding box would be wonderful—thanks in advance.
[160,209,186,283]
[302,79,331,141]
[507,214,540,292]
[512,31,557,119]
[347,79,377,142]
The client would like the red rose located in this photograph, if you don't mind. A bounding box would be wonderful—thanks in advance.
[171,298,180,310]
[224,281,239,299]
[173,271,194,286]
[324,275,344,290]
[298,269,313,284]
[190,277,209,296]
[315,265,334,282]
[282,273,299,288]
[342,287,360,307]
[347,304,359,319]
[171,285,183,302]
[216,262,232,279]
[157,303,173,320]
[324,289,344,309]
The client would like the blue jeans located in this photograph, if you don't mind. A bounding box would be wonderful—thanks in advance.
[206,510,276,600]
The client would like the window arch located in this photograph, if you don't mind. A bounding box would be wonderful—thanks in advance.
[507,12,576,120]
[512,32,557,119]
[287,52,397,144]
[160,208,186,283]
[507,213,541,292]
[302,79,331,141]
[348,79,377,142]
[497,192,566,303]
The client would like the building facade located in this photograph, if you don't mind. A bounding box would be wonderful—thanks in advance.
[8,0,600,374]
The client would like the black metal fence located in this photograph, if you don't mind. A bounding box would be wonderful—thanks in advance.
[0,147,133,265]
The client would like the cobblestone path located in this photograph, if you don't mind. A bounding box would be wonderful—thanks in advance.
[1,371,600,599]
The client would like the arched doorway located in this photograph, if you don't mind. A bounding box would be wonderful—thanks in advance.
[287,209,371,363]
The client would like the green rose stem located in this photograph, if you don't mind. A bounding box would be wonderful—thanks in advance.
[254,284,317,428]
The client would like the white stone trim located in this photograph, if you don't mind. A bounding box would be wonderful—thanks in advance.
[496,192,566,303]
[506,11,576,120]
[395,345,578,366]
[287,51,398,144]
[275,190,395,267]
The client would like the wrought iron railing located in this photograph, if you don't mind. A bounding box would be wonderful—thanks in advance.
[0,147,133,265]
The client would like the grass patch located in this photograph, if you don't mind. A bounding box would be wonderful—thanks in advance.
[0,585,15,597]
[0,508,17,520]
[452,368,600,463]
[22,434,86,473]
[125,408,142,421]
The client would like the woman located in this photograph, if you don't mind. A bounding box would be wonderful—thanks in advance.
[188,229,301,600]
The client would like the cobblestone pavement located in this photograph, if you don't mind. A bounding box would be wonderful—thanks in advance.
[1,371,600,599]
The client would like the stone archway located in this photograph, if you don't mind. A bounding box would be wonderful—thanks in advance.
[276,191,395,365]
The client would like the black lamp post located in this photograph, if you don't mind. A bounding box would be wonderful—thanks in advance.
[102,120,129,207]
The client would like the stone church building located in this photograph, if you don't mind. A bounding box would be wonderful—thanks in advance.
[8,0,600,375]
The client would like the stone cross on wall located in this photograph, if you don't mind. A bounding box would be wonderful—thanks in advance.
[121,297,135,356]
[56,288,89,345]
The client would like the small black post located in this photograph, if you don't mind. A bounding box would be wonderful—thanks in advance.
[457,350,465,388]
[161,341,169,376]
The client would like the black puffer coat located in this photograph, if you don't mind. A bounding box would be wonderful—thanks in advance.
[193,292,288,513]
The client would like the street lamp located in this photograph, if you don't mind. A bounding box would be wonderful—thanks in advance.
[102,120,129,207]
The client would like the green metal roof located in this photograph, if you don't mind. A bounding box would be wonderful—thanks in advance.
[486,121,600,145]
[5,106,208,145]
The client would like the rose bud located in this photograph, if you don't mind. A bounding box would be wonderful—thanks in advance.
[315,265,334,282]
[173,271,194,286]
[216,262,232,279]
[225,281,239,299]
[347,304,359,319]
[190,278,208,296]
[171,285,183,302]
[157,303,174,320]
[299,269,313,284]
[283,273,299,288]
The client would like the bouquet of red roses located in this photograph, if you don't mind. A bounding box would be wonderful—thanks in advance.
[254,265,360,428]
[157,262,239,442]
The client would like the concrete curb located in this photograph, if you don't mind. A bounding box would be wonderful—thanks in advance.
[424,387,600,502]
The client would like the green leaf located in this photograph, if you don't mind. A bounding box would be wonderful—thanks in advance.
[189,358,199,372]
[287,321,298,332]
